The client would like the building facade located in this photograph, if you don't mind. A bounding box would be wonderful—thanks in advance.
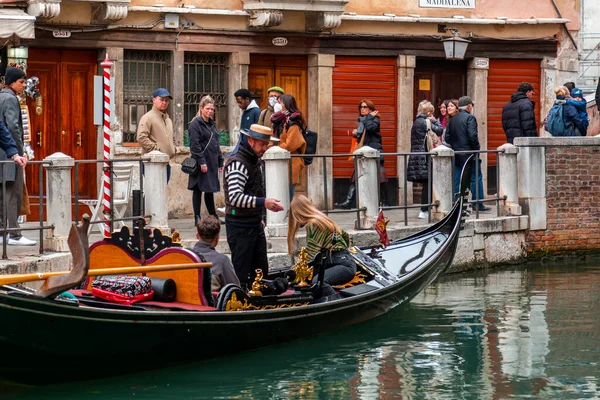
[0,0,581,216]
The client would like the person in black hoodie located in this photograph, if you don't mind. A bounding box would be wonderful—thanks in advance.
[501,82,537,144]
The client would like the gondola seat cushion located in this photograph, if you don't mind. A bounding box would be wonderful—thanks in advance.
[91,275,154,305]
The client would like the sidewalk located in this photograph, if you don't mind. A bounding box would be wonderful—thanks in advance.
[0,203,498,267]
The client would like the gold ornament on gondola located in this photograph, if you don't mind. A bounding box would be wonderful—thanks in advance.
[292,247,313,287]
[249,269,267,296]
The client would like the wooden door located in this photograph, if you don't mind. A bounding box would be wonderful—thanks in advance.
[413,59,467,119]
[26,49,97,220]
[249,55,308,195]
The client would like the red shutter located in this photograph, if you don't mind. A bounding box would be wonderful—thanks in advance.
[332,57,398,178]
[487,59,541,165]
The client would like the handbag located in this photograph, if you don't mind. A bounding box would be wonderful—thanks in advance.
[348,131,366,161]
[182,125,216,175]
[425,119,442,152]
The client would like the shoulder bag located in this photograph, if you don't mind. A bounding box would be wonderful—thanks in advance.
[182,125,215,175]
[425,119,442,152]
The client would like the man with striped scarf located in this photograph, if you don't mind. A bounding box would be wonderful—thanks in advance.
[223,124,284,289]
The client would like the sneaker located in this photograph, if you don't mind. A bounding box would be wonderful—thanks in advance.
[418,211,428,219]
[216,207,226,216]
[8,236,37,246]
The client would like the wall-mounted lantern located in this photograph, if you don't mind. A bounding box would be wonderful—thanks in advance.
[441,29,470,60]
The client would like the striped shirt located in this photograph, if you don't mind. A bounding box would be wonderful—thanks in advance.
[224,160,265,209]
[305,222,350,261]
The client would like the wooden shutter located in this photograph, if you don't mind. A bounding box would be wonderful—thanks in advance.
[332,57,397,178]
[487,59,541,165]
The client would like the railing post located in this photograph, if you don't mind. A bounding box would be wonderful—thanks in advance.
[498,143,522,216]
[355,145,379,230]
[263,146,290,248]
[143,150,170,233]
[431,145,454,220]
[44,152,74,252]
[515,137,546,230]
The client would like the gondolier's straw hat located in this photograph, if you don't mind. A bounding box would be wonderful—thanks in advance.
[242,124,280,142]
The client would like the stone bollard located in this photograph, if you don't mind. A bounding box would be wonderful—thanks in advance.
[498,143,522,216]
[263,146,290,247]
[431,145,454,220]
[143,150,170,233]
[354,145,379,230]
[515,137,546,230]
[44,152,74,251]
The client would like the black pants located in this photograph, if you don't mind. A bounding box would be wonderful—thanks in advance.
[226,222,268,286]
[192,189,216,217]
[314,249,357,286]
[415,180,430,212]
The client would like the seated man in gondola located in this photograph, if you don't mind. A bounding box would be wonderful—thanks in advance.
[192,216,240,292]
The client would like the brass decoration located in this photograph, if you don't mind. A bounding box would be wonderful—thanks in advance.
[292,247,313,287]
[225,292,310,312]
[171,230,181,244]
[249,269,267,296]
[348,246,358,254]
[333,272,368,289]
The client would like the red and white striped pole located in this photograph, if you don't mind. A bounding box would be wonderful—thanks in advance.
[101,55,113,237]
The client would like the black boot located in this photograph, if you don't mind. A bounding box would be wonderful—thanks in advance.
[379,183,390,207]
[335,184,355,209]
[194,215,200,226]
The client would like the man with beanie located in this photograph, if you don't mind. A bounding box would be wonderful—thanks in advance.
[501,82,537,144]
[0,67,36,245]
[137,88,176,182]
[258,86,285,137]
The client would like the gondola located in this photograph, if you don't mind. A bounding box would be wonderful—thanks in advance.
[0,193,464,385]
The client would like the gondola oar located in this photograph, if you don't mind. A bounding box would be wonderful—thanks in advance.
[0,262,213,288]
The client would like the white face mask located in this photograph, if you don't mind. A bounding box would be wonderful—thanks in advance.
[273,103,283,113]
[269,96,279,107]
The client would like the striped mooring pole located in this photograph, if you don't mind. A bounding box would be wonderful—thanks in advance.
[100,55,113,237]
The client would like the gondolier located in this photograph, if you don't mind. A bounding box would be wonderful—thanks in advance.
[223,124,284,288]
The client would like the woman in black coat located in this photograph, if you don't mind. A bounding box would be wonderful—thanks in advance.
[407,100,443,219]
[187,95,224,223]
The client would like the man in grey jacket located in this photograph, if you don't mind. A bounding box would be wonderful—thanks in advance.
[0,67,35,245]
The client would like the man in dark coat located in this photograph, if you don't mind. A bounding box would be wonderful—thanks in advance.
[446,96,489,212]
[501,82,537,144]
[0,67,35,245]
[231,88,261,155]
[595,79,600,112]
[223,124,284,289]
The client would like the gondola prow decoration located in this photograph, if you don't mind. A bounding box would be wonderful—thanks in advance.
[292,248,313,287]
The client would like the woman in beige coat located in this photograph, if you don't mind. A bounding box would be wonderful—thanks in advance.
[277,94,306,197]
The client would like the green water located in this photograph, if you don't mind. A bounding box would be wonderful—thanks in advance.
[3,263,600,399]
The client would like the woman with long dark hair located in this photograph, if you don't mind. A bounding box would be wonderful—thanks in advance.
[276,94,306,197]
[187,95,224,224]
[335,99,388,209]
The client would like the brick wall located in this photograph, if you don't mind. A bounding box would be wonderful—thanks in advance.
[526,145,600,255]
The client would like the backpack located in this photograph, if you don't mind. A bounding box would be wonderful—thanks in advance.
[302,127,318,166]
[545,102,568,136]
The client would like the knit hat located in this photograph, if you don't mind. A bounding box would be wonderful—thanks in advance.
[4,67,26,86]
[570,88,583,98]
[267,86,284,95]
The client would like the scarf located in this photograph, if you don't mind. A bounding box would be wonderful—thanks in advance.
[356,115,367,138]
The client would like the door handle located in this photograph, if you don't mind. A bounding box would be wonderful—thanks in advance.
[76,131,82,147]
[36,131,42,147]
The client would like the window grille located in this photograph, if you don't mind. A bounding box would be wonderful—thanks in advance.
[123,50,170,143]
[184,53,228,136]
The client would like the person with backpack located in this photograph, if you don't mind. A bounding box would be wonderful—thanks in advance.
[501,82,537,144]
[335,99,388,209]
[277,94,306,197]
[566,88,589,136]
[545,86,585,137]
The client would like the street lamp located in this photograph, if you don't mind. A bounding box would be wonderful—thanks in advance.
[441,30,470,60]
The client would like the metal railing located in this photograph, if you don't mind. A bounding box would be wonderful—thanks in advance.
[73,158,150,234]
[0,159,54,260]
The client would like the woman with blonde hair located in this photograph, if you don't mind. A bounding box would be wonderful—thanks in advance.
[545,85,585,136]
[407,100,443,219]
[288,195,357,286]
[187,95,224,224]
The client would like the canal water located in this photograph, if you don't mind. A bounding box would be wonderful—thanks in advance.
[3,262,600,399]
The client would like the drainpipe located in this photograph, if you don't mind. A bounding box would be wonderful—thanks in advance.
[549,0,578,50]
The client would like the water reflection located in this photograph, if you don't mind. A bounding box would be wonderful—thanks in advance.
[4,264,600,399]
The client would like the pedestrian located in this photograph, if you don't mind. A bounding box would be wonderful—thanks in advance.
[407,100,443,219]
[446,96,490,212]
[192,215,240,293]
[595,79,600,112]
[137,88,176,182]
[187,95,224,224]
[335,99,388,209]
[276,94,306,198]
[258,86,285,137]
[223,124,284,289]
[231,88,260,155]
[0,67,35,245]
[546,86,585,137]
[566,88,589,136]
[439,101,448,129]
[288,195,356,287]
[501,82,537,144]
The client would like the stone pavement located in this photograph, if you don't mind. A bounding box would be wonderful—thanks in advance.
[0,203,499,273]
